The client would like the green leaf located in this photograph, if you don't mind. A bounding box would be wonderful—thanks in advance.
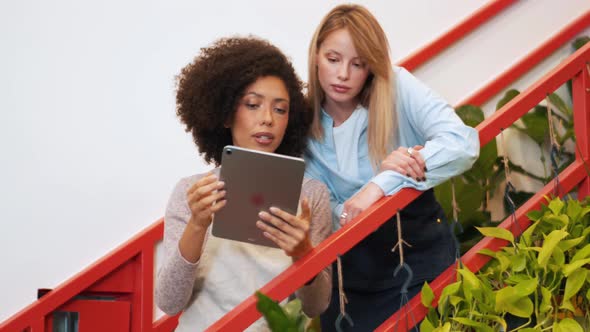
[527,210,543,222]
[496,286,534,318]
[455,104,484,128]
[548,197,565,215]
[566,199,583,223]
[553,318,584,332]
[540,286,553,313]
[520,108,548,145]
[521,220,540,246]
[573,36,590,50]
[478,248,496,257]
[255,291,292,331]
[497,89,520,110]
[552,246,565,266]
[557,236,585,252]
[563,270,587,304]
[548,92,572,117]
[282,299,303,322]
[544,214,569,228]
[421,282,435,308]
[476,227,514,244]
[538,230,569,268]
[433,322,451,332]
[419,317,436,332]
[572,244,590,262]
[451,317,494,332]
[513,278,538,297]
[438,281,462,317]
[563,258,590,277]
[510,253,527,272]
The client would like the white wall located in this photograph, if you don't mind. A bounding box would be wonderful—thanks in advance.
[1,0,589,323]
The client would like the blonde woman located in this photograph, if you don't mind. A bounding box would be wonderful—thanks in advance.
[304,4,479,331]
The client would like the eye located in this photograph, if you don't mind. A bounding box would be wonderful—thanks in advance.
[327,57,338,63]
[352,62,365,68]
[274,107,288,114]
[245,103,260,110]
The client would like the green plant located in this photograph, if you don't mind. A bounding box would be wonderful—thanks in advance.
[435,36,588,254]
[255,291,316,332]
[420,196,590,331]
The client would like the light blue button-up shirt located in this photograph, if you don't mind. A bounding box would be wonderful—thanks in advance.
[304,66,480,228]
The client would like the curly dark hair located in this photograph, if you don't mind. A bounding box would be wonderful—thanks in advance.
[176,37,310,166]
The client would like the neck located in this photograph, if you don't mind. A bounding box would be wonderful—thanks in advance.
[323,98,359,127]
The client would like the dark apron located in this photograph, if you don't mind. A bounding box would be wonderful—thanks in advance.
[320,189,455,332]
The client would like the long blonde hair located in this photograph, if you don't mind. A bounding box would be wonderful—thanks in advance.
[308,4,396,168]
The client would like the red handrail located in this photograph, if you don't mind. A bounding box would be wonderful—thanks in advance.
[377,42,590,332]
[399,0,517,71]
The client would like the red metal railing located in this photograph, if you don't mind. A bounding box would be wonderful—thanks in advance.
[378,41,590,331]
[1,2,587,331]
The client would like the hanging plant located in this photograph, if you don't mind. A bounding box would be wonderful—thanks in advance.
[420,196,590,331]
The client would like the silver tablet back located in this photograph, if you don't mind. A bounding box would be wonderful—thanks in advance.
[211,145,305,248]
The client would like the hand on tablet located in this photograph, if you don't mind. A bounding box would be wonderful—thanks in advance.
[187,173,227,231]
[256,198,313,260]
[380,145,426,182]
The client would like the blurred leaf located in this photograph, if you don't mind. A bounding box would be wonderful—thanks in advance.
[495,286,534,317]
[520,107,548,145]
[553,318,584,332]
[451,317,494,332]
[497,89,520,110]
[538,230,568,268]
[562,269,587,303]
[421,282,435,308]
[477,227,514,244]
[573,36,590,50]
[547,92,572,117]
[456,104,484,128]
[255,292,295,332]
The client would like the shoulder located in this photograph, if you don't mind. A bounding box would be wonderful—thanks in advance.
[301,177,330,207]
[302,177,329,195]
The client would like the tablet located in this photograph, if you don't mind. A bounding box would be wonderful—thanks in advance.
[211,145,305,248]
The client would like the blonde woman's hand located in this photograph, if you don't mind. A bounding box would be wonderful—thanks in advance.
[380,145,426,182]
[256,198,313,260]
[339,183,384,226]
[186,173,227,231]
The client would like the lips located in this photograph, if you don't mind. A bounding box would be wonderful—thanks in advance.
[331,84,351,93]
[253,132,275,145]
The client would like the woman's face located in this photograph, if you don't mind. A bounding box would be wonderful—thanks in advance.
[230,76,290,154]
[317,28,370,109]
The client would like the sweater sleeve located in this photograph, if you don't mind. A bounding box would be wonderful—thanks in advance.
[155,176,204,315]
[295,178,333,317]
[371,67,480,195]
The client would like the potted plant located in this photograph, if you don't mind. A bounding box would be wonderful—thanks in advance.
[420,196,590,331]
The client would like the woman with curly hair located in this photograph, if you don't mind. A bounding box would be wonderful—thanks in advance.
[155,37,332,331]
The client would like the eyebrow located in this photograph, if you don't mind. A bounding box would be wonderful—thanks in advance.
[243,92,289,103]
[324,49,362,61]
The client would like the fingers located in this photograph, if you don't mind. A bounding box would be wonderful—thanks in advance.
[186,173,227,229]
[410,145,427,173]
[187,174,225,203]
[256,201,312,257]
[380,147,426,181]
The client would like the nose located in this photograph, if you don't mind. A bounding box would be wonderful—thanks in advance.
[337,63,350,81]
[260,104,273,126]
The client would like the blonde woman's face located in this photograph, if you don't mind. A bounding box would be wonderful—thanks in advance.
[230,76,290,153]
[317,28,370,109]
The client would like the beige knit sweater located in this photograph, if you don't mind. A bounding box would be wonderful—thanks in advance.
[155,172,332,331]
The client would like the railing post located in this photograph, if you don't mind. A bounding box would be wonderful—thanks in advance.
[573,62,590,198]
